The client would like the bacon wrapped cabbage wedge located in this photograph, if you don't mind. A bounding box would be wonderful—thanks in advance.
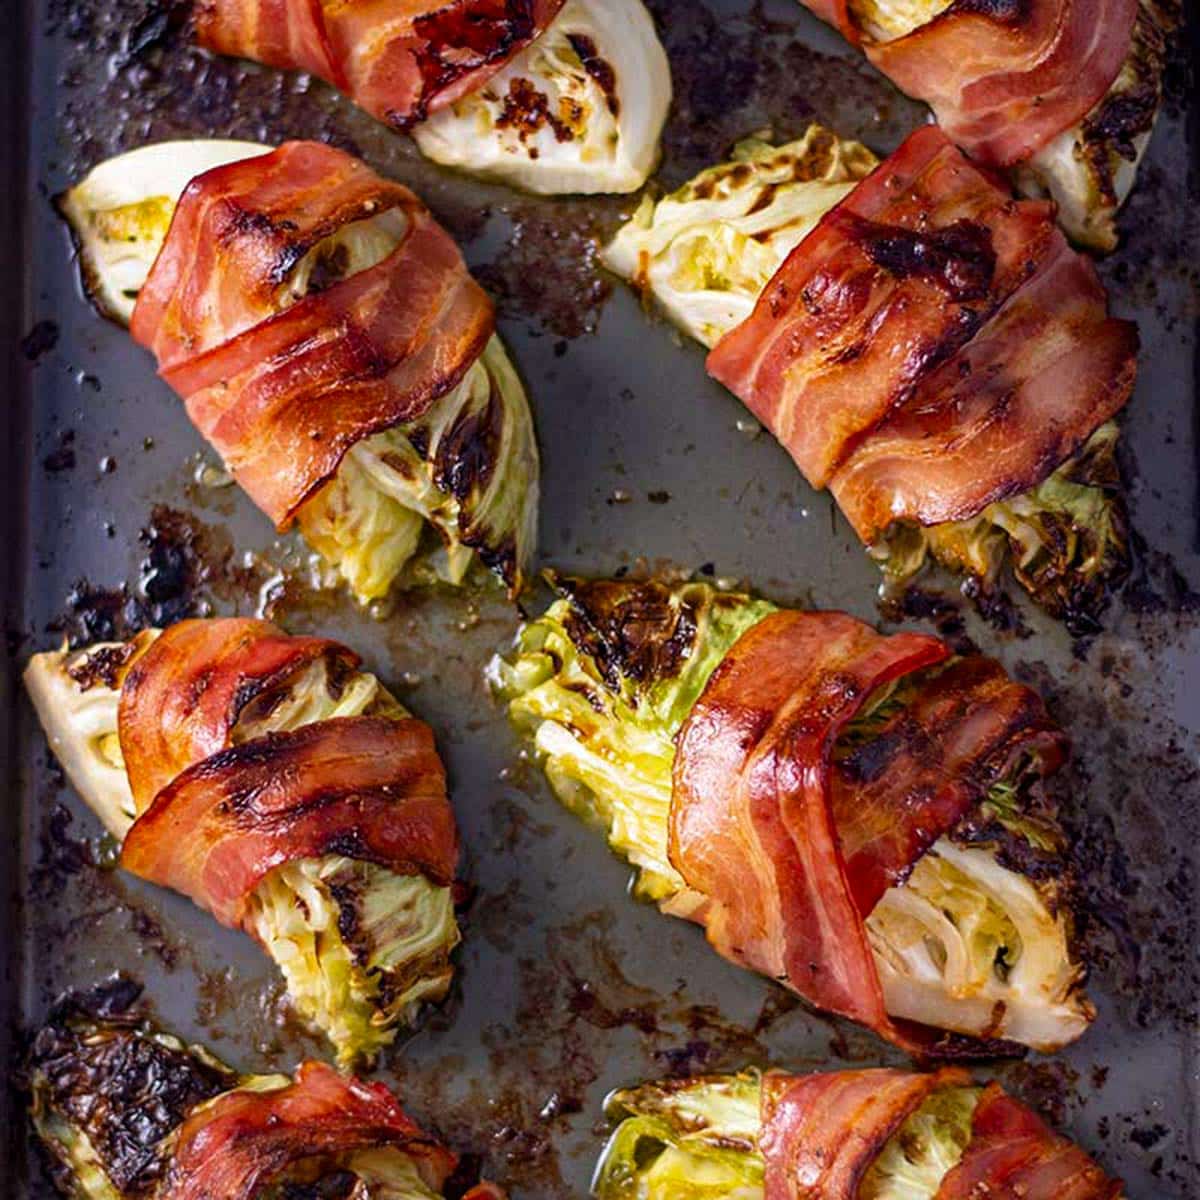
[492,577,1093,1054]
[195,0,671,195]
[595,1066,1123,1200]
[795,0,1178,250]
[28,988,505,1200]
[604,125,1136,630]
[24,618,462,1068]
[59,139,537,601]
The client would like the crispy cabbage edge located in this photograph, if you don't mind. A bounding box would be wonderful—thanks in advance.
[875,422,1129,633]
[602,125,877,348]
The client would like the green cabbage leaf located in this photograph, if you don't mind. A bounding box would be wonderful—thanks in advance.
[297,334,538,601]
[489,577,775,899]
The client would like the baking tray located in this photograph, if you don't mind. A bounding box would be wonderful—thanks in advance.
[3,0,1198,1194]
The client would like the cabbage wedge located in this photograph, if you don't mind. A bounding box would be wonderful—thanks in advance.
[24,639,460,1069]
[413,0,671,195]
[603,129,1131,624]
[59,141,538,601]
[29,998,459,1200]
[594,1071,983,1200]
[492,576,1092,1049]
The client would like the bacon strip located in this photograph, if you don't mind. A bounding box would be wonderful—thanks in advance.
[669,611,948,1050]
[757,1071,1121,1200]
[162,1061,456,1200]
[831,655,1067,915]
[118,618,359,814]
[936,1083,1123,1200]
[760,1067,971,1200]
[131,141,494,527]
[121,716,459,929]
[669,610,1065,1051]
[195,0,566,129]
[707,126,1137,545]
[798,0,1136,167]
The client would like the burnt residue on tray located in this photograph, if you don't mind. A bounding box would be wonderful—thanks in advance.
[1014,631,1200,1036]
[45,504,280,646]
[475,201,621,340]
[646,0,926,185]
[13,2,1200,1198]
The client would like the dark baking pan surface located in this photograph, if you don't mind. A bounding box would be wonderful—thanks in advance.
[2,0,1198,1194]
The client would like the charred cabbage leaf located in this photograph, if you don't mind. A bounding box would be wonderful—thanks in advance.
[494,578,1091,1047]
[489,577,776,899]
[412,0,671,195]
[58,140,538,600]
[28,1003,448,1200]
[595,1072,983,1200]
[296,334,538,600]
[28,1000,239,1200]
[874,422,1129,633]
[859,1085,981,1200]
[246,857,458,1069]
[23,641,460,1069]
[602,125,877,347]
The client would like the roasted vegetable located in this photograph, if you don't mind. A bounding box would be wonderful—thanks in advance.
[297,335,538,599]
[1014,0,1176,251]
[489,576,775,900]
[874,423,1129,634]
[493,578,1092,1049]
[28,989,491,1200]
[601,126,877,347]
[605,130,1133,627]
[828,0,1175,251]
[413,0,672,195]
[59,141,538,601]
[595,1072,983,1200]
[29,997,239,1200]
[24,635,460,1068]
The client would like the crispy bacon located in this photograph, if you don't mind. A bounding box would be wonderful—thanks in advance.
[118,618,359,814]
[707,126,1137,545]
[831,655,1067,915]
[669,609,1064,1051]
[936,1083,1123,1199]
[670,611,946,1049]
[758,1071,1121,1200]
[760,1067,971,1200]
[162,1061,456,1199]
[800,0,1137,167]
[121,716,459,929]
[131,141,494,528]
[195,0,566,129]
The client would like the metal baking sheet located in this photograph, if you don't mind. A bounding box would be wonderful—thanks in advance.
[3,0,1197,1194]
